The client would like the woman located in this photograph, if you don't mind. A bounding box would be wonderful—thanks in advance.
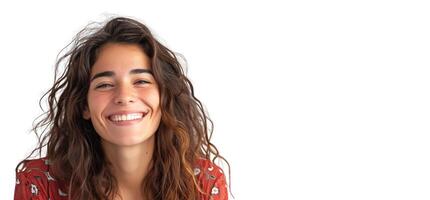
[14,16,230,200]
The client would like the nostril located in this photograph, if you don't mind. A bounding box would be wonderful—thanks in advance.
[114,98,135,104]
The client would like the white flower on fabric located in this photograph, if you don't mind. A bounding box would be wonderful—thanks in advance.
[211,186,219,195]
[45,171,55,181]
[208,166,214,171]
[31,184,38,195]
[16,178,20,185]
[58,189,68,196]
[194,167,201,175]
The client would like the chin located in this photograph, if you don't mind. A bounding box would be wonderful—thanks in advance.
[104,133,156,147]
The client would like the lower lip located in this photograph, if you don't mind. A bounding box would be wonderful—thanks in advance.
[108,115,146,126]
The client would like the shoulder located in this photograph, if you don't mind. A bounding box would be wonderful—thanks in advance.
[14,157,68,200]
[18,157,50,171]
[193,158,229,200]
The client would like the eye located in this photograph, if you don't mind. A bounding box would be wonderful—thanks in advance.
[95,83,113,89]
[135,80,150,85]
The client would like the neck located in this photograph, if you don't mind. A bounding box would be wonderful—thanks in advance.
[102,134,155,199]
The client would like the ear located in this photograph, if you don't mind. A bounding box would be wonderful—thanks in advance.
[83,106,91,120]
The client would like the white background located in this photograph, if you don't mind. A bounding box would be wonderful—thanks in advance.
[0,0,429,199]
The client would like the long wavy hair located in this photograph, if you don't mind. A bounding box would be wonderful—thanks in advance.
[16,16,230,200]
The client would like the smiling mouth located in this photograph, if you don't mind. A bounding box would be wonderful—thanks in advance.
[108,112,147,122]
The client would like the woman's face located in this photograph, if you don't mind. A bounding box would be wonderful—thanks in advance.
[83,42,162,147]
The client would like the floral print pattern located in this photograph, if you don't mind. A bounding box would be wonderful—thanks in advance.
[193,158,229,200]
[14,158,228,200]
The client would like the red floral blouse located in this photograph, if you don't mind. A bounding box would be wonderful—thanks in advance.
[14,158,228,200]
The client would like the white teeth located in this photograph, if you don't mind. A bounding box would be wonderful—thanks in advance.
[109,113,144,122]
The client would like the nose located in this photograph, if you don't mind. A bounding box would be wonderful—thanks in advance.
[113,84,136,105]
[114,97,135,105]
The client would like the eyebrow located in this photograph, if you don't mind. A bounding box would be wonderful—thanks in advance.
[90,68,153,82]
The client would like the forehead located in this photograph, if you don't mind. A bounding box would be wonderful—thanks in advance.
[91,42,151,75]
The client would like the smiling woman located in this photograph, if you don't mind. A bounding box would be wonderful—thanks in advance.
[83,43,162,148]
[14,17,230,200]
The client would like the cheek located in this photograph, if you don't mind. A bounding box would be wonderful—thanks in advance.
[87,94,109,114]
[141,87,160,109]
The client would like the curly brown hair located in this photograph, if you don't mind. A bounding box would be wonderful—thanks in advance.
[16,16,231,200]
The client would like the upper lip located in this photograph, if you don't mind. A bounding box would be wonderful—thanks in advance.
[106,110,148,118]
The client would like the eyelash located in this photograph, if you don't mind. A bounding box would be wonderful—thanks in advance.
[95,80,150,89]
